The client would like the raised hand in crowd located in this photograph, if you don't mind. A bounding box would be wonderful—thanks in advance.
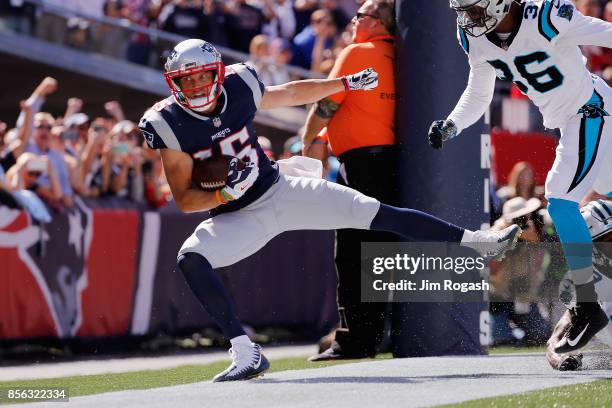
[10,100,34,159]
[63,97,84,121]
[104,100,125,122]
[33,76,58,98]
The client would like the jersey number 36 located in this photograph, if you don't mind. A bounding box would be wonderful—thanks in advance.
[488,51,564,94]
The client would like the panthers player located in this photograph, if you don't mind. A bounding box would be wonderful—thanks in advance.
[140,39,520,382]
[429,0,612,353]
[547,199,612,371]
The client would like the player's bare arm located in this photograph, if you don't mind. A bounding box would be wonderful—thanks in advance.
[301,98,339,156]
[258,67,378,110]
[159,148,218,213]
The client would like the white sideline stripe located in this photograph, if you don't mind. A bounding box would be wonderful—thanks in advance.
[147,110,181,151]
[235,64,263,108]
[131,212,161,335]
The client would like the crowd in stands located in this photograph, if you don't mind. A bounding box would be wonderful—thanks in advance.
[0,77,173,213]
[0,0,362,78]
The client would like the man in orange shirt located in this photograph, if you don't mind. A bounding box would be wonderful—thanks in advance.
[302,0,398,361]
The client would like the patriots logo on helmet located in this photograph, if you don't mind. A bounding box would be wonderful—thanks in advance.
[201,42,221,59]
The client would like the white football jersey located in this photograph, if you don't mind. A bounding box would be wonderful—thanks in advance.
[448,0,612,132]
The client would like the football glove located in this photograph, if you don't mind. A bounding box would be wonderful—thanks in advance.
[428,119,457,149]
[342,68,378,91]
[218,158,259,203]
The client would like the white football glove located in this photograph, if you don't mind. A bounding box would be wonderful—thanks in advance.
[219,158,259,202]
[342,68,379,91]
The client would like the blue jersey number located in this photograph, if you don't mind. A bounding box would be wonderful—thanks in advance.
[488,51,564,94]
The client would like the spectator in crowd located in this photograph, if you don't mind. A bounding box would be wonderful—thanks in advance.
[159,0,207,39]
[66,17,92,50]
[80,118,109,197]
[293,0,318,33]
[489,197,551,346]
[246,34,290,85]
[62,111,90,156]
[319,0,350,32]
[201,0,229,47]
[1,101,32,176]
[261,0,296,40]
[225,0,268,53]
[125,0,154,65]
[0,0,35,35]
[310,17,341,73]
[291,9,336,69]
[496,161,539,207]
[100,120,144,201]
[303,0,397,361]
[269,38,293,82]
[26,112,74,207]
[36,0,69,44]
[94,0,131,58]
[6,152,63,207]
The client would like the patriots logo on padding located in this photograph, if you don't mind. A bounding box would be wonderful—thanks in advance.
[557,4,573,21]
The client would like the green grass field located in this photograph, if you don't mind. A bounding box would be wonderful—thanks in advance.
[0,347,607,407]
[446,379,612,408]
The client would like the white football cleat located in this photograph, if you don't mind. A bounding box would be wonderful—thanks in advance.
[213,343,270,382]
[466,224,521,260]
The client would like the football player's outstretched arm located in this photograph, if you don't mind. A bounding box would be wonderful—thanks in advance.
[258,68,378,110]
[160,148,219,213]
[447,61,497,134]
[428,61,496,149]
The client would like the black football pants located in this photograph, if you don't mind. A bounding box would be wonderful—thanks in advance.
[334,145,400,357]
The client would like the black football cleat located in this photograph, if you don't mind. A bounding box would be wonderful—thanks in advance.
[558,354,583,371]
[554,302,609,353]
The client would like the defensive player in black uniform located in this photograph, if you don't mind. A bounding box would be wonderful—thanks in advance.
[140,39,521,382]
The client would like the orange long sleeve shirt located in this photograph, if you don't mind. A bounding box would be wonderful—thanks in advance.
[326,35,396,157]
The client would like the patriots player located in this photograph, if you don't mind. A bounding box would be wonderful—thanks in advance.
[547,199,612,371]
[429,0,612,353]
[140,39,520,382]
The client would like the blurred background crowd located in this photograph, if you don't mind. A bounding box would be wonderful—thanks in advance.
[0,0,362,77]
[0,0,611,350]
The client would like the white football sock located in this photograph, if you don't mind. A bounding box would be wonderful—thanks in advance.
[230,335,252,348]
[460,229,475,243]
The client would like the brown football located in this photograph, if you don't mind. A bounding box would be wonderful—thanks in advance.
[192,155,244,191]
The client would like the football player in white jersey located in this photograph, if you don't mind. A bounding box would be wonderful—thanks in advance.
[547,199,612,371]
[429,0,612,353]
